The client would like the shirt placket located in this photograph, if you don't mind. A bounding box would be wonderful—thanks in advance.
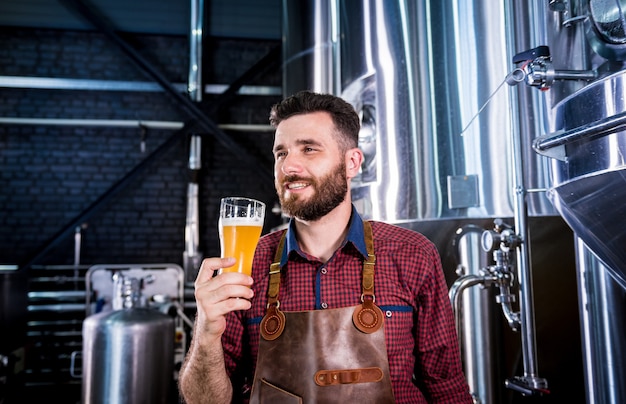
[315,262,329,309]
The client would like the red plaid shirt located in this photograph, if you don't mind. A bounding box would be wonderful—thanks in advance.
[222,207,472,403]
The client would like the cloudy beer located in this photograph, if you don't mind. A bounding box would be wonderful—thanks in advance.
[218,197,265,276]
[219,218,263,276]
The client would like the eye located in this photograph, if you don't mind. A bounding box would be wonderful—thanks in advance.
[275,151,286,159]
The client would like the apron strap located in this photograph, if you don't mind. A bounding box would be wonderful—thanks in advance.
[267,232,286,307]
[259,232,287,341]
[260,220,384,340]
[354,220,384,334]
[362,220,376,300]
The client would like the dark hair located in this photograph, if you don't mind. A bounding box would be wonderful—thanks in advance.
[269,91,360,151]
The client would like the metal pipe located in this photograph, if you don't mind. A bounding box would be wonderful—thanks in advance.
[0,117,273,132]
[496,282,521,330]
[552,70,597,81]
[504,0,548,391]
[28,291,87,300]
[511,86,544,386]
[188,0,204,101]
[448,224,499,404]
[74,226,81,264]
[533,110,626,152]
[0,75,280,95]
[0,117,185,129]
[183,134,203,285]
[509,54,546,391]
[27,304,86,312]
[449,274,498,341]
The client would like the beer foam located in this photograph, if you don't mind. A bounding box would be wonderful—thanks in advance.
[220,217,263,226]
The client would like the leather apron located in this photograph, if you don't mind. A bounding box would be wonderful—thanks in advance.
[249,221,395,403]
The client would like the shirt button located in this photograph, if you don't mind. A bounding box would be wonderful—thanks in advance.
[320,267,327,274]
[385,310,392,318]
[321,302,328,309]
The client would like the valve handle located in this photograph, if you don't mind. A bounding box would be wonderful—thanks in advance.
[505,376,550,396]
[512,45,551,64]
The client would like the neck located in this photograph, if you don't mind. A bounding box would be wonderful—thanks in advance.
[293,201,353,263]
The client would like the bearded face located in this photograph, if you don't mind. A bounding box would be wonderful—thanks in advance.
[276,159,348,221]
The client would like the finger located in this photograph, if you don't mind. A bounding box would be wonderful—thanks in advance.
[196,274,254,302]
[196,257,235,283]
[194,279,254,331]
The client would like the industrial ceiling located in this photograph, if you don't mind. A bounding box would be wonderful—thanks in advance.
[0,0,281,39]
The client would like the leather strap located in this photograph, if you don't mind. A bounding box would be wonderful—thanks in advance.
[314,367,384,386]
[260,220,384,340]
[267,233,286,306]
[362,220,376,297]
[259,233,286,340]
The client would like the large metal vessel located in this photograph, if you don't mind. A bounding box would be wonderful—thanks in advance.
[335,1,556,222]
[81,275,175,404]
[528,1,626,402]
[283,0,625,403]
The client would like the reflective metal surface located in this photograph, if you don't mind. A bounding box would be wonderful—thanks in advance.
[546,70,626,287]
[285,0,556,223]
[82,308,175,404]
[282,0,339,95]
[532,1,626,402]
[586,0,626,60]
[449,226,498,404]
[188,0,204,101]
[575,238,626,403]
[82,269,177,404]
[281,0,625,401]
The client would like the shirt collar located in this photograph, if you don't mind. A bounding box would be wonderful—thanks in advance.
[280,205,367,266]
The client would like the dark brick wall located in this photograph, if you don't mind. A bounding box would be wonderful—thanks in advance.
[0,27,283,268]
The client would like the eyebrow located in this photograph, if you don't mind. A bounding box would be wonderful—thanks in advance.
[273,138,323,154]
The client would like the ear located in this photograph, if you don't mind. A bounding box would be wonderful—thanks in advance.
[345,148,364,179]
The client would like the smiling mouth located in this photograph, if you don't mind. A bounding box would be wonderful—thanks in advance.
[287,182,309,190]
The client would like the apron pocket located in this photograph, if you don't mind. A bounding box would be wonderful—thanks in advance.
[259,378,303,403]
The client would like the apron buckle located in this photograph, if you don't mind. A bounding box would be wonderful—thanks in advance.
[314,367,384,386]
[260,304,286,340]
[353,298,384,334]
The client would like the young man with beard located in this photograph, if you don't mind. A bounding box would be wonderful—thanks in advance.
[179,91,472,403]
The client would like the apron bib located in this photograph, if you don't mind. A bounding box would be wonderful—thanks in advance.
[249,221,395,403]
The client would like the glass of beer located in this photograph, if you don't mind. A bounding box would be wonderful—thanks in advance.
[218,197,265,276]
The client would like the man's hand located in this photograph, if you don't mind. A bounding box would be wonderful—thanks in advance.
[193,257,254,339]
[179,257,253,404]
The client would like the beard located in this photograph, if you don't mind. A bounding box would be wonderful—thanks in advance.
[277,160,348,221]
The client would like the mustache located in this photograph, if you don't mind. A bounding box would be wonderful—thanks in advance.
[281,175,313,185]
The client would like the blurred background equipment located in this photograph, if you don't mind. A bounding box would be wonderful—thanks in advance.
[80,270,176,404]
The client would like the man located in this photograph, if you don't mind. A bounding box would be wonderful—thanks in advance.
[179,91,472,403]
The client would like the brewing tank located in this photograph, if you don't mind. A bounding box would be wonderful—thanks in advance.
[81,276,175,404]
[284,0,557,223]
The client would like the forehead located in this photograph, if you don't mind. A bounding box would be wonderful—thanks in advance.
[273,111,337,147]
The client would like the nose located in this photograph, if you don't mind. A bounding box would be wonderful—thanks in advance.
[279,152,302,176]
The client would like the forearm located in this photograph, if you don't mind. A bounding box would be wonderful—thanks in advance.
[179,332,233,404]
[179,257,253,403]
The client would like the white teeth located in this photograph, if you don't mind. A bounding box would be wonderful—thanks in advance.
[288,182,307,189]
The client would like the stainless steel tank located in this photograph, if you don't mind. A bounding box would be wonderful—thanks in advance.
[523,1,626,402]
[282,0,340,95]
[540,73,626,287]
[337,0,556,222]
[81,275,175,404]
[282,1,560,402]
[281,0,626,400]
